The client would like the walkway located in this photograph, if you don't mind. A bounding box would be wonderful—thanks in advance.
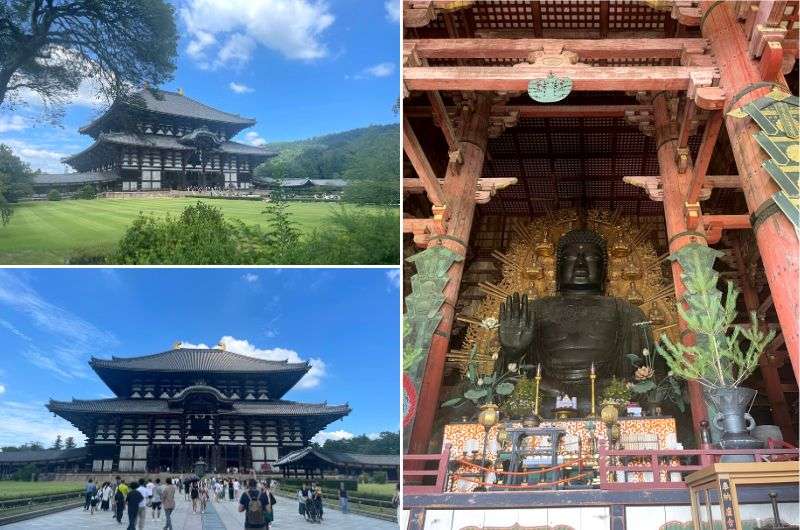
[2,493,397,530]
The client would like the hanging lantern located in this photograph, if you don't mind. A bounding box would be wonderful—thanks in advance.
[478,403,500,428]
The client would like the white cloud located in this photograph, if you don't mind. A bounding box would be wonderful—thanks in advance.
[0,115,27,133]
[242,273,260,283]
[365,62,395,78]
[386,269,401,289]
[0,138,69,173]
[181,0,335,69]
[180,336,326,389]
[244,131,267,147]
[311,429,353,445]
[229,82,254,94]
[367,432,381,440]
[0,271,117,380]
[0,385,5,395]
[0,401,85,448]
[384,0,400,23]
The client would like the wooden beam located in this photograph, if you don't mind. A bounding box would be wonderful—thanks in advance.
[702,214,751,244]
[403,116,447,208]
[403,218,446,248]
[404,177,517,204]
[760,40,785,81]
[426,91,460,160]
[405,104,651,119]
[406,38,708,60]
[403,65,718,92]
[687,109,725,203]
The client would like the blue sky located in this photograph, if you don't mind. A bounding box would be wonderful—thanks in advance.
[0,0,400,173]
[0,268,401,447]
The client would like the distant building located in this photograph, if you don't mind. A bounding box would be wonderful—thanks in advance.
[0,448,87,478]
[47,345,350,474]
[39,87,275,193]
[274,446,399,480]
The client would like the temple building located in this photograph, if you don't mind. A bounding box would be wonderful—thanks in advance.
[47,345,350,474]
[41,87,274,192]
[401,1,799,529]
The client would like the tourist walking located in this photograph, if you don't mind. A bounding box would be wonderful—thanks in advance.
[228,479,234,501]
[113,484,126,524]
[190,480,200,513]
[233,478,241,500]
[238,479,269,530]
[136,478,149,530]
[151,477,163,520]
[262,483,277,529]
[84,478,97,512]
[101,481,113,511]
[298,482,310,521]
[162,477,177,530]
[338,482,348,514]
[392,483,400,523]
[126,481,144,530]
[313,486,324,522]
[200,482,209,513]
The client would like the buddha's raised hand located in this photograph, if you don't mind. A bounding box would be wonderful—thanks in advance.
[498,292,535,355]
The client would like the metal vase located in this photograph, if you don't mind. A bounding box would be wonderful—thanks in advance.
[706,387,761,462]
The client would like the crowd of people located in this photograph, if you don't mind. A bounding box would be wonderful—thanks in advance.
[83,475,279,530]
[83,476,178,530]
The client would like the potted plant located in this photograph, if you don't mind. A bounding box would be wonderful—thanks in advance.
[500,376,537,424]
[656,244,775,453]
[441,346,516,426]
[600,376,632,414]
[627,344,687,416]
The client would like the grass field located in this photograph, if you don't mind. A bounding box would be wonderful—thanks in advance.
[0,198,359,264]
[356,483,395,498]
[0,481,84,500]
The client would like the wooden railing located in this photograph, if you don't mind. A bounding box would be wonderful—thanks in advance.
[403,444,451,494]
[598,443,799,490]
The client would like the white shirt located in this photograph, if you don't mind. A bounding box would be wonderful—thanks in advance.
[137,485,149,509]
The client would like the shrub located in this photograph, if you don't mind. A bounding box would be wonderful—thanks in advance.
[370,471,388,484]
[76,184,97,200]
[12,464,38,481]
[47,189,61,201]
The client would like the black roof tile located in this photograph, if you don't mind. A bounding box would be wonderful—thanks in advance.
[89,348,309,374]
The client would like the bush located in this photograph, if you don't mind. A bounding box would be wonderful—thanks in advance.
[12,464,38,481]
[370,471,388,484]
[76,184,97,200]
[46,189,61,201]
[112,202,258,265]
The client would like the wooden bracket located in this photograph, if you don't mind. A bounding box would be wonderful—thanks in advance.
[403,1,435,28]
[694,86,726,110]
[759,41,784,82]
[749,24,787,58]
[685,202,702,231]
[403,217,447,248]
[702,215,752,244]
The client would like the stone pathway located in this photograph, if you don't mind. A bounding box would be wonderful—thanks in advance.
[3,494,398,530]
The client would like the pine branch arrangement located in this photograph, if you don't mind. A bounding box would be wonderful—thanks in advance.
[656,244,775,390]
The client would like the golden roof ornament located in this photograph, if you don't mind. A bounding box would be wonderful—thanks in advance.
[173,341,182,349]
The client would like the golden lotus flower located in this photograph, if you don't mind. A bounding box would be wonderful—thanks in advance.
[635,366,654,381]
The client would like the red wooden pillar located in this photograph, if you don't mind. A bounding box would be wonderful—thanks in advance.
[408,95,492,454]
[653,94,710,444]
[701,0,800,381]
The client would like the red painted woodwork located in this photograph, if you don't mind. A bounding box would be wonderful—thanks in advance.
[408,96,492,455]
[403,65,718,92]
[702,0,799,381]
[687,110,725,203]
[654,95,709,443]
[405,104,651,119]
[403,116,447,208]
[403,443,451,494]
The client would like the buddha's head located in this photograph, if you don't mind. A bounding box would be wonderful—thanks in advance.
[556,229,607,294]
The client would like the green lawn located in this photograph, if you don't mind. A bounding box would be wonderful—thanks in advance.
[356,483,396,498]
[0,481,84,500]
[0,198,354,264]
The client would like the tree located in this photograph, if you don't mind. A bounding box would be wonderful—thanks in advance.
[317,432,400,455]
[46,188,60,201]
[64,436,75,450]
[0,144,34,225]
[76,184,96,199]
[51,435,62,450]
[261,180,302,263]
[0,0,178,118]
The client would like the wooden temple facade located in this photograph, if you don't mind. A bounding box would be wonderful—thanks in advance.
[44,87,274,192]
[402,1,799,528]
[47,346,350,474]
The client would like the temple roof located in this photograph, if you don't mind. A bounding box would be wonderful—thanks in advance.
[89,348,309,374]
[47,398,350,417]
[258,178,349,188]
[64,132,274,167]
[79,88,256,135]
[273,447,398,468]
[0,447,87,464]
[33,171,118,186]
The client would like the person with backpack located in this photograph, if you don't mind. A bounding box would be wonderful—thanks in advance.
[113,483,126,524]
[84,478,97,511]
[238,479,269,530]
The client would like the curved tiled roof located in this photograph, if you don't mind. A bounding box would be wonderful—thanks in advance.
[274,447,397,468]
[0,447,87,464]
[89,348,310,374]
[33,171,118,185]
[79,88,256,134]
[47,398,350,417]
[64,132,274,166]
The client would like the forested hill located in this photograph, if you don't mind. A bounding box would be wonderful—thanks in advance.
[253,124,399,183]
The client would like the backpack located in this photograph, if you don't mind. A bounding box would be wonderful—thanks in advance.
[245,490,264,526]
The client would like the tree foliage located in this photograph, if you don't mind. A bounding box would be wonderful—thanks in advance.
[316,432,400,455]
[254,124,399,205]
[0,0,178,118]
[63,436,75,450]
[76,184,96,199]
[0,143,34,225]
[51,435,62,450]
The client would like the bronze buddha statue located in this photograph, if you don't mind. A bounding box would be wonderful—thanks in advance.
[499,229,651,410]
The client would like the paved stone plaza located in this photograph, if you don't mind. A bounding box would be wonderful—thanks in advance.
[4,493,397,530]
